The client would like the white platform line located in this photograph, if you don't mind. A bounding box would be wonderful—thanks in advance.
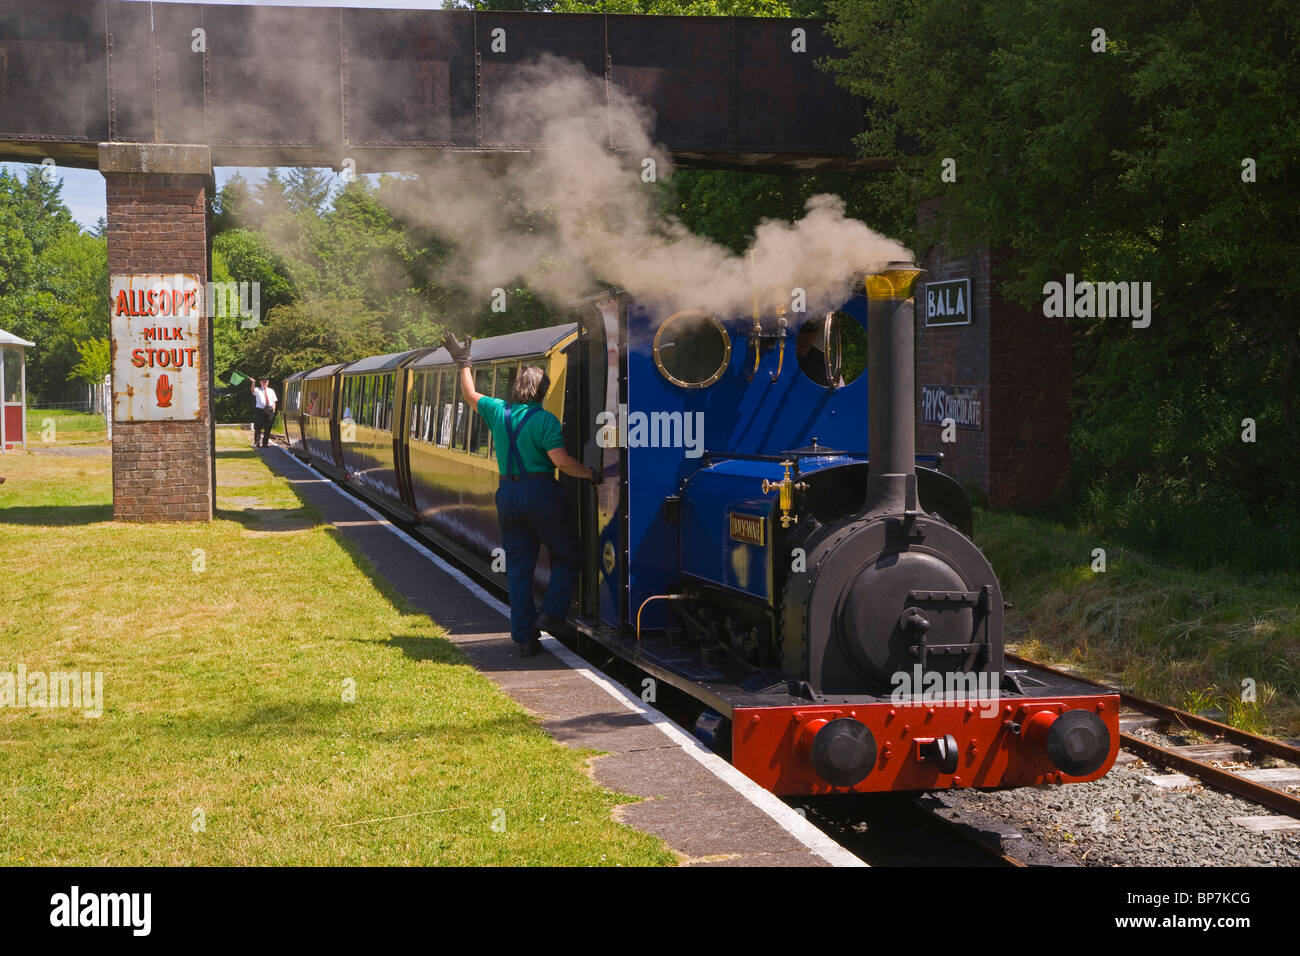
[276,447,866,867]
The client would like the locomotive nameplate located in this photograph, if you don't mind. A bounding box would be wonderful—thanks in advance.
[729,512,765,546]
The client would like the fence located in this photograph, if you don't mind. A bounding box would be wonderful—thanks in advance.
[29,378,110,415]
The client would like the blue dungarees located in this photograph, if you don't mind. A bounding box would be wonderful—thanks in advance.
[494,404,583,645]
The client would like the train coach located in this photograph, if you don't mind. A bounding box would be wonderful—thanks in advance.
[285,269,1120,797]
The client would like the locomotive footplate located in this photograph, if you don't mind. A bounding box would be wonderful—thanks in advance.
[572,618,1120,796]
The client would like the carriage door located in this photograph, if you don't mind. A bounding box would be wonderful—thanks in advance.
[569,294,626,628]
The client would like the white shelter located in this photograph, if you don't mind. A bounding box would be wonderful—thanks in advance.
[0,328,33,451]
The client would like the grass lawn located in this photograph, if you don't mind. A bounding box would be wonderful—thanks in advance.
[25,408,109,446]
[0,424,674,866]
[978,508,1300,736]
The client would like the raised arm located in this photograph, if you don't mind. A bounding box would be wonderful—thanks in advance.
[458,365,484,407]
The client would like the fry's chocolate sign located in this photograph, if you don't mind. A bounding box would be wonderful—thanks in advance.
[111,274,204,422]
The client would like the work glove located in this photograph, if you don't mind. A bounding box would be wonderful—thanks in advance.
[442,331,473,368]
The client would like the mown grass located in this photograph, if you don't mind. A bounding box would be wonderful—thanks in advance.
[24,408,108,446]
[977,508,1300,736]
[0,427,674,866]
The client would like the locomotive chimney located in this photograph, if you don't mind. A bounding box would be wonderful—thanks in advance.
[862,264,925,519]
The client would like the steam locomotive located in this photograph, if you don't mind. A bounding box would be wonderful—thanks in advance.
[282,267,1119,796]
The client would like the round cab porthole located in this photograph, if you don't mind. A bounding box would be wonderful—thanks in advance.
[653,310,731,389]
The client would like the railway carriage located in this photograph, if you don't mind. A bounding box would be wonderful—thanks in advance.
[336,348,432,507]
[288,269,1121,797]
[298,362,346,469]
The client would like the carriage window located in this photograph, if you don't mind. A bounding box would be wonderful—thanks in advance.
[422,373,436,443]
[452,398,469,451]
[382,375,394,430]
[469,368,494,456]
[438,371,454,447]
[653,311,731,388]
[408,374,421,439]
[416,373,428,442]
[498,362,521,402]
[796,313,867,389]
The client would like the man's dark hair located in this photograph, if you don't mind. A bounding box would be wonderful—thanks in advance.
[510,366,549,404]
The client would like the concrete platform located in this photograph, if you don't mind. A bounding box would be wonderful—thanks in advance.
[263,445,863,867]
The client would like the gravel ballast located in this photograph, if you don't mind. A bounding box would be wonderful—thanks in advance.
[941,761,1300,866]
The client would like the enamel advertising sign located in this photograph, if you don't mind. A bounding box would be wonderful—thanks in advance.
[111,274,204,422]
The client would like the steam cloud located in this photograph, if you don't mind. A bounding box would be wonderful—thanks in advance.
[382,57,912,322]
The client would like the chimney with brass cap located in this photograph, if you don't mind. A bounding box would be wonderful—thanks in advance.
[862,263,925,519]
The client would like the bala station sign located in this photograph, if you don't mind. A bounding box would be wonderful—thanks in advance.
[923,278,972,326]
[110,274,204,422]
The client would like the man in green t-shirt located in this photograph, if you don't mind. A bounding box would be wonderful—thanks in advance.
[444,332,597,657]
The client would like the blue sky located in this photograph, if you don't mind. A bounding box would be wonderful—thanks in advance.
[7,1,449,228]
[2,164,322,231]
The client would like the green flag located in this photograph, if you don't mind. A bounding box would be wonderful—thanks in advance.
[227,370,250,387]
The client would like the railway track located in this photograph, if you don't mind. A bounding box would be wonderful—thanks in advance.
[1007,653,1300,832]
[271,439,1033,865]
[267,438,1300,853]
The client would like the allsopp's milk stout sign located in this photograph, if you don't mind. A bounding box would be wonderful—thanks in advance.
[110,274,204,421]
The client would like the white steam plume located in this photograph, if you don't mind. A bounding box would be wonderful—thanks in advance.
[383,56,912,320]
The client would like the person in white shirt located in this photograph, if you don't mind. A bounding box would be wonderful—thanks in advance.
[251,376,278,448]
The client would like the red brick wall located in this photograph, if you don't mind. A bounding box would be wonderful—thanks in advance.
[915,204,1071,509]
[986,252,1072,509]
[105,172,213,522]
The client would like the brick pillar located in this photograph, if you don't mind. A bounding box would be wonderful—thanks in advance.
[100,143,215,522]
[986,252,1072,509]
[915,202,1071,509]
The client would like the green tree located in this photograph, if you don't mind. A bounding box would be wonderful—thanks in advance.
[211,229,296,314]
[0,168,105,401]
[211,172,253,236]
[824,0,1300,567]
[237,298,390,385]
[70,337,109,384]
[283,167,336,217]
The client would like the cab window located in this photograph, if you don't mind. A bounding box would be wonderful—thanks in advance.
[654,311,730,388]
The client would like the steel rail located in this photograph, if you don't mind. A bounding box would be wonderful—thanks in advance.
[1006,653,1300,763]
[1118,733,1300,820]
[1006,652,1300,820]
